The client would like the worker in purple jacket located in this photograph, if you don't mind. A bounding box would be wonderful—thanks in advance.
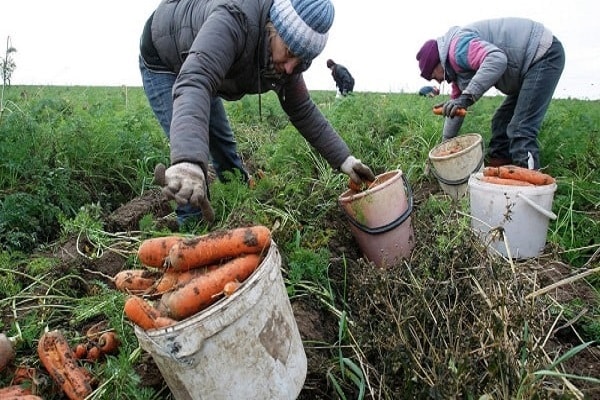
[416,17,565,169]
[139,0,375,225]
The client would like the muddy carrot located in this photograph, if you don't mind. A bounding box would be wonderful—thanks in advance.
[97,332,119,355]
[37,330,94,400]
[480,176,534,186]
[484,165,555,185]
[123,295,177,330]
[152,267,215,295]
[0,385,33,396]
[168,226,271,271]
[73,343,88,359]
[433,106,467,117]
[137,236,183,268]
[159,254,262,320]
[113,269,160,294]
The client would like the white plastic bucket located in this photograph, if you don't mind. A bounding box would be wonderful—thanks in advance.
[468,173,558,259]
[428,133,484,200]
[134,241,306,400]
[338,170,415,268]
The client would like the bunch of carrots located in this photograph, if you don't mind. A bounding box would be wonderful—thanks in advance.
[117,225,272,331]
[480,165,556,186]
[0,324,119,400]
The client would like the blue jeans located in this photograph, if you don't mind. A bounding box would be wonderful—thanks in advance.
[139,56,248,223]
[488,38,565,169]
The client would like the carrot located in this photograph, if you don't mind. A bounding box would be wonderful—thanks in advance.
[97,332,119,355]
[433,106,467,117]
[0,395,43,400]
[123,295,177,330]
[152,267,214,295]
[159,254,262,320]
[168,226,271,272]
[37,330,94,400]
[73,344,88,360]
[480,176,534,186]
[483,165,555,185]
[85,346,102,362]
[348,178,373,193]
[113,269,160,294]
[137,236,183,268]
[0,384,32,396]
[12,366,37,385]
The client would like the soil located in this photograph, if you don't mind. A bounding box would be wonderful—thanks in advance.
[4,184,599,399]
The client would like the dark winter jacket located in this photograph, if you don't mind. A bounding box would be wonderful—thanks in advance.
[140,0,351,174]
[330,64,354,93]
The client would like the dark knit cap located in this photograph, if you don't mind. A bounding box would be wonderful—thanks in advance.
[416,39,440,80]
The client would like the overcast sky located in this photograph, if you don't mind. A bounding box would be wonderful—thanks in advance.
[1,0,598,99]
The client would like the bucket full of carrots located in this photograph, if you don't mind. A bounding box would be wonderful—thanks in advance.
[121,226,307,400]
[428,133,484,200]
[338,170,415,268]
[468,167,557,259]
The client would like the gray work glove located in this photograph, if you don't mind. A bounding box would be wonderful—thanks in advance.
[155,162,215,223]
[440,94,474,118]
[340,156,376,184]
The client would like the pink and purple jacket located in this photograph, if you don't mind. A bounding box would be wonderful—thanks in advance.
[436,18,554,100]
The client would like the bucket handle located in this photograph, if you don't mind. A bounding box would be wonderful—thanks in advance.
[429,139,485,186]
[516,192,557,220]
[342,173,413,235]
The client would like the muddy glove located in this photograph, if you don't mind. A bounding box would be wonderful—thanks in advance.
[440,94,474,118]
[155,162,215,223]
[340,156,376,184]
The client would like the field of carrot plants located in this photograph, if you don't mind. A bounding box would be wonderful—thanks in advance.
[0,85,599,399]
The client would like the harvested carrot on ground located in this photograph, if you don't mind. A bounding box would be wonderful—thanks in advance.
[123,295,177,331]
[480,176,534,186]
[37,330,94,400]
[168,226,271,271]
[113,269,160,294]
[159,253,262,320]
[0,384,33,396]
[483,165,555,185]
[73,343,88,360]
[137,236,183,268]
[97,332,119,355]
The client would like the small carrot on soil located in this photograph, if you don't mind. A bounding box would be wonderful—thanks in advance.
[97,332,119,355]
[137,236,183,268]
[159,253,262,320]
[168,226,271,272]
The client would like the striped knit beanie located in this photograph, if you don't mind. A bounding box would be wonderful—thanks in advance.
[270,0,335,62]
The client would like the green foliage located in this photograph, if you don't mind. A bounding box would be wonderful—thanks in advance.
[1,86,598,399]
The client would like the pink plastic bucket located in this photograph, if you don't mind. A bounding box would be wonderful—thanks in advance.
[338,170,415,268]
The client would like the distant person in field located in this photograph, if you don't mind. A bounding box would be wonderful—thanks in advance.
[139,0,375,226]
[418,86,440,97]
[416,17,565,169]
[326,59,355,96]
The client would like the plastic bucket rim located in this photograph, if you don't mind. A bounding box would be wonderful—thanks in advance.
[339,171,413,235]
[428,133,483,161]
[338,169,403,203]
